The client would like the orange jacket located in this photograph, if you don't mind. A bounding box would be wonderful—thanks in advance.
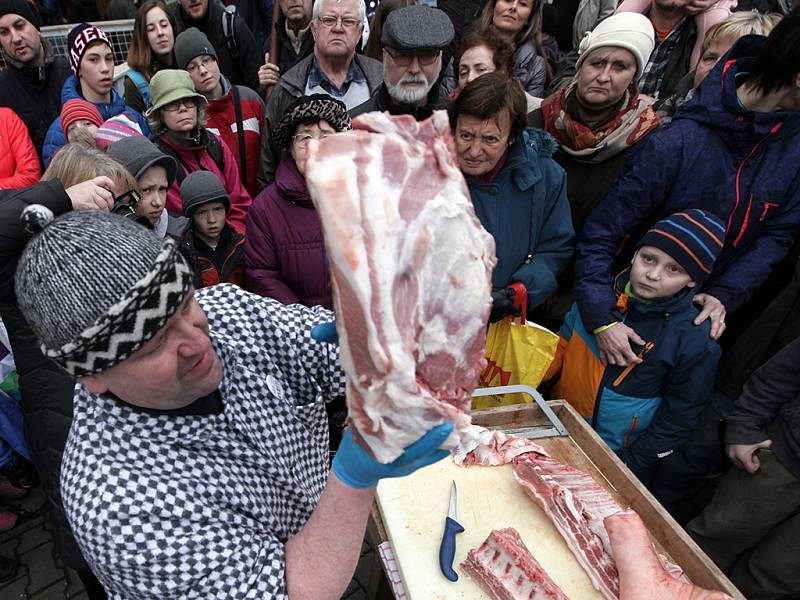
[0,108,41,190]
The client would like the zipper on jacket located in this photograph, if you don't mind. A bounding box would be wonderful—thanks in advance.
[730,122,783,248]
[612,342,655,387]
[624,416,640,448]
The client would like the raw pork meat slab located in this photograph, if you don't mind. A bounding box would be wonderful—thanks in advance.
[462,528,570,600]
[305,111,496,462]
[513,455,622,600]
[455,425,549,466]
[605,511,734,600]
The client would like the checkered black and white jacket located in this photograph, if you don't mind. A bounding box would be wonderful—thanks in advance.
[60,284,345,599]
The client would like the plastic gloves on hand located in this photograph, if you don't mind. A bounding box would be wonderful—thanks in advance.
[332,423,454,489]
[489,288,521,323]
[311,321,339,344]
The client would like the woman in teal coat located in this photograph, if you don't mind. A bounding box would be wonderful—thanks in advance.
[448,72,574,322]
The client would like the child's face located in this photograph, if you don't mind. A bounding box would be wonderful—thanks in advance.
[192,201,226,244]
[66,119,98,141]
[694,37,735,88]
[78,42,114,102]
[135,165,168,225]
[630,246,696,301]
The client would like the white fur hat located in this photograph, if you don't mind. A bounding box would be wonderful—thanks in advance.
[576,12,656,77]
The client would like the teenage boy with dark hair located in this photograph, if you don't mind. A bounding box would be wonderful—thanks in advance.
[42,23,150,166]
[545,210,725,485]
[179,170,246,288]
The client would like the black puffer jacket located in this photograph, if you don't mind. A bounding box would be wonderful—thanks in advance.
[0,41,70,164]
[174,0,262,91]
[0,181,89,570]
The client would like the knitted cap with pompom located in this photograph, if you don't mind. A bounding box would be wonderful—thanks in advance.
[15,208,194,377]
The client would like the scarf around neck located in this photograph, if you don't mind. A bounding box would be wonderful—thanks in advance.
[540,83,661,163]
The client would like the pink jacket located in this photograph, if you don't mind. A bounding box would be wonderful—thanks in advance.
[159,130,252,233]
[0,108,41,189]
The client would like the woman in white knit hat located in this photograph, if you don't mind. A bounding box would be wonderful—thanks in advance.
[528,12,662,324]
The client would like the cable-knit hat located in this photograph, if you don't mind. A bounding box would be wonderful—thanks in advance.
[180,171,230,217]
[576,12,655,78]
[60,98,103,137]
[15,207,193,377]
[0,0,41,30]
[272,94,351,150]
[67,23,113,74]
[637,209,727,284]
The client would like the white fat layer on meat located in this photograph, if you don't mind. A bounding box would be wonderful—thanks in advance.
[305,111,496,463]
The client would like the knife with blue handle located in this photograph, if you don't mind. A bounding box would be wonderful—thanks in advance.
[438,480,465,582]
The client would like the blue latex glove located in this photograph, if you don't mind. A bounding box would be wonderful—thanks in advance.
[310,321,339,344]
[332,423,454,489]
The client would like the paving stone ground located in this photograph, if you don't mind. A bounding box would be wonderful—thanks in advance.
[0,484,392,600]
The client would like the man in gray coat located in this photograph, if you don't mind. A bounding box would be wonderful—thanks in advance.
[256,0,383,188]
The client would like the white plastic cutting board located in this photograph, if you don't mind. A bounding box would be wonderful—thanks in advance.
[376,457,604,599]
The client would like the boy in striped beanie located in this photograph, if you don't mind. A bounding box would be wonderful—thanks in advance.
[544,209,726,486]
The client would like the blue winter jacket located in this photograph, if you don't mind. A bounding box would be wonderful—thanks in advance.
[465,128,574,310]
[42,74,151,166]
[574,36,800,331]
[547,272,720,481]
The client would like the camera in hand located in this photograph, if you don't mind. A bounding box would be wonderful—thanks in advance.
[111,190,153,229]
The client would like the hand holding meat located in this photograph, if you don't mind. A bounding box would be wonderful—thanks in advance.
[489,288,522,323]
[332,423,453,489]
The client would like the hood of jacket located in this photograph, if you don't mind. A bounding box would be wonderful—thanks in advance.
[274,156,313,208]
[675,36,800,145]
[60,74,128,120]
[489,127,559,189]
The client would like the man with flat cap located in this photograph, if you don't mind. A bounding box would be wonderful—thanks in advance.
[351,4,454,120]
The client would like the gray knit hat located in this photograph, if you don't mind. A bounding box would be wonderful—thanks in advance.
[174,27,217,70]
[107,136,177,187]
[15,206,194,377]
[381,5,454,51]
[180,171,230,217]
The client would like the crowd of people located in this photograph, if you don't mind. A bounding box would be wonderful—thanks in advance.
[0,0,798,597]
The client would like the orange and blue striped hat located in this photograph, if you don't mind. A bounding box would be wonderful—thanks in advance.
[637,209,726,283]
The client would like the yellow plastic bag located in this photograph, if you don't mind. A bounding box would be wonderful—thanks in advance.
[475,284,558,409]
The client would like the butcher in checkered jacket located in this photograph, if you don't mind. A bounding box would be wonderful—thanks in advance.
[12,205,451,599]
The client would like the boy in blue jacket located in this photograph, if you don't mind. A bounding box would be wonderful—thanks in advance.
[544,210,725,484]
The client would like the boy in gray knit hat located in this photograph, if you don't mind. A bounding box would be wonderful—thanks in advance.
[178,170,245,288]
[12,205,450,598]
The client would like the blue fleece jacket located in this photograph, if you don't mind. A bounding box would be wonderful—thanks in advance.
[574,35,800,331]
[465,128,575,309]
[42,74,150,166]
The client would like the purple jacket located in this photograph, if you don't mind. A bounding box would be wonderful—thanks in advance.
[244,157,332,308]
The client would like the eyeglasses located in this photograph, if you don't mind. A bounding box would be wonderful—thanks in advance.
[317,15,361,29]
[457,130,508,147]
[384,48,441,67]
[292,132,334,147]
[161,98,197,112]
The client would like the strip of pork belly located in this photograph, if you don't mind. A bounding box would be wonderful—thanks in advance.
[513,456,621,600]
[305,111,496,463]
[605,511,733,600]
[462,528,570,600]
[454,425,550,466]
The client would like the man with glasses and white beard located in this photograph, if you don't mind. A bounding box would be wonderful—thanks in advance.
[351,4,454,120]
[257,0,383,188]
